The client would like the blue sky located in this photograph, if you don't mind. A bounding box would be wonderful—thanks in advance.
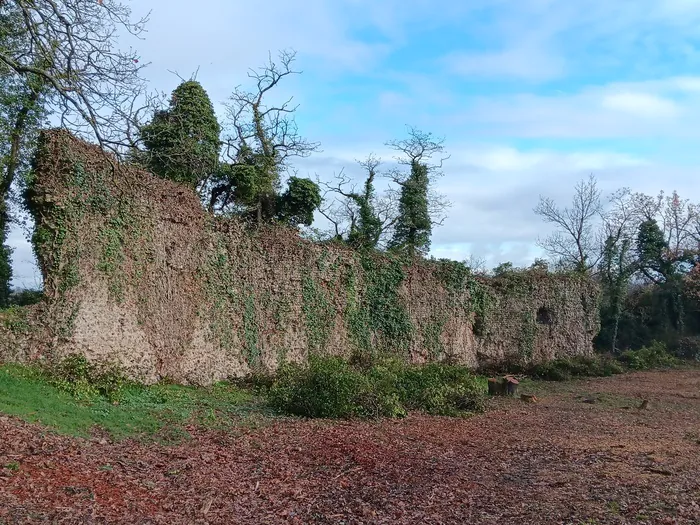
[8,0,700,286]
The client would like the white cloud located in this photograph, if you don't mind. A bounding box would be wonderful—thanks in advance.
[673,76,700,92]
[443,77,700,139]
[601,92,680,118]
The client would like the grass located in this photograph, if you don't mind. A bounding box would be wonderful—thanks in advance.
[1,345,691,440]
[0,363,265,441]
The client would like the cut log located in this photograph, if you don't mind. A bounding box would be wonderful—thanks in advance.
[520,394,537,403]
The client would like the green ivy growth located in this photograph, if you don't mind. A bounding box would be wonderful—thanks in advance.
[26,152,147,311]
[355,251,413,356]
[198,235,241,357]
[0,305,31,334]
[243,290,260,367]
[343,265,373,360]
[434,259,495,337]
[422,315,447,359]
[301,271,334,354]
[518,309,537,361]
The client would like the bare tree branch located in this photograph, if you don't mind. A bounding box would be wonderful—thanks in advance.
[1,0,157,155]
[534,174,603,273]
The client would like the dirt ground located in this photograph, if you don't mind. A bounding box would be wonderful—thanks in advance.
[1,370,699,525]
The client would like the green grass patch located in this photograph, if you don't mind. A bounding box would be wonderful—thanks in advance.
[0,362,263,441]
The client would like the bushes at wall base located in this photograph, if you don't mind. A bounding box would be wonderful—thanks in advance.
[673,337,700,362]
[268,356,486,419]
[46,354,127,402]
[525,356,624,382]
[618,341,678,370]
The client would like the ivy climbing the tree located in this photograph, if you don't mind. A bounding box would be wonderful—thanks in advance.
[387,128,449,258]
[209,50,321,226]
[140,80,221,189]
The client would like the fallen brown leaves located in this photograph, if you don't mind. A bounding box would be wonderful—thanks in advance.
[2,370,700,524]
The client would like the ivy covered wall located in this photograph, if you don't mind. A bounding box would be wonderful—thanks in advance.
[6,130,599,385]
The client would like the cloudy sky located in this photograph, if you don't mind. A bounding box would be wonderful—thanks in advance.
[8,0,700,287]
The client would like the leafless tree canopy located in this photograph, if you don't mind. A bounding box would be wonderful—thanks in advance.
[536,173,700,279]
[0,0,154,152]
[607,189,698,259]
[222,50,319,170]
[386,127,449,169]
[318,156,400,247]
[534,174,603,273]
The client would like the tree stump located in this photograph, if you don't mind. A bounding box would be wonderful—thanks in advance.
[487,378,503,395]
[504,376,519,396]
[488,376,520,397]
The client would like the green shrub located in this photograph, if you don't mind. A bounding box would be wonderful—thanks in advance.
[673,337,700,362]
[529,360,573,381]
[8,288,44,306]
[528,355,624,381]
[396,362,485,414]
[267,356,485,419]
[269,356,372,418]
[46,354,127,402]
[597,358,625,376]
[619,341,677,370]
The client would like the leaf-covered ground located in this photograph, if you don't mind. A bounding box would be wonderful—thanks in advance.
[1,370,699,524]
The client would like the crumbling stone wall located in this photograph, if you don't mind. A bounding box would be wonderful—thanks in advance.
[4,130,599,385]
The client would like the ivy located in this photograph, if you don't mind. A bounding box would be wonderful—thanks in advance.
[301,272,334,354]
[519,309,537,361]
[198,235,241,356]
[422,315,447,359]
[344,265,372,358]
[243,291,260,367]
[357,251,413,355]
[435,259,495,336]
[273,296,292,331]
[97,213,127,302]
[0,305,30,333]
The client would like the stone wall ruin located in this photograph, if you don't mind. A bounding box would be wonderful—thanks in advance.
[1,131,600,385]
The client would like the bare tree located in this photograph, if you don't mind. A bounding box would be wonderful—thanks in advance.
[464,253,488,275]
[659,191,698,257]
[597,188,639,352]
[386,127,449,169]
[0,0,154,152]
[320,156,399,249]
[213,50,320,221]
[534,174,603,273]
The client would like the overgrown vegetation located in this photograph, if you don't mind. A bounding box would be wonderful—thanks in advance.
[349,252,413,359]
[0,304,31,333]
[140,80,221,189]
[523,342,680,381]
[527,356,625,382]
[45,353,127,403]
[536,177,700,356]
[618,341,679,370]
[267,356,485,419]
